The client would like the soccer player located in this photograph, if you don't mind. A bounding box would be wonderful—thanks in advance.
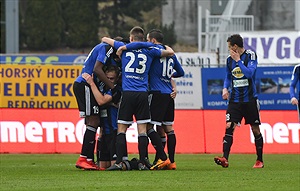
[73,41,119,170]
[214,34,264,168]
[82,64,122,170]
[102,26,174,170]
[289,64,300,121]
[145,29,184,170]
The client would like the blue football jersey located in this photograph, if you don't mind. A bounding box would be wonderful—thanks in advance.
[224,49,258,102]
[99,88,118,134]
[114,41,162,91]
[149,44,184,94]
[75,43,114,83]
[289,64,300,99]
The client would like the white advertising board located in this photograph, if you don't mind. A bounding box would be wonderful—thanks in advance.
[240,31,300,64]
[173,52,214,109]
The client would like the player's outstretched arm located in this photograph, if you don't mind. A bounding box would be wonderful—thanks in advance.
[161,45,174,57]
[102,37,115,47]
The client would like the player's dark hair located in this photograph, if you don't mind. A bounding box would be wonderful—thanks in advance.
[148,29,164,43]
[227,34,243,48]
[105,64,120,77]
[113,36,130,44]
[129,26,145,41]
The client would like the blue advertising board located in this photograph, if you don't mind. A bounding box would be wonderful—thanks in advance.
[201,66,296,110]
[0,54,87,65]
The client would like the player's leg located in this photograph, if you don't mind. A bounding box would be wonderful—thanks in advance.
[106,92,132,171]
[95,128,103,166]
[214,102,241,168]
[137,123,150,170]
[147,93,170,169]
[146,124,168,163]
[108,131,117,167]
[73,81,99,170]
[98,134,111,170]
[157,126,167,149]
[162,97,176,167]
[245,99,264,168]
[152,125,166,164]
[162,124,176,169]
[250,124,264,168]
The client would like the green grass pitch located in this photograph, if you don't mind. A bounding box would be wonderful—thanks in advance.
[0,154,299,191]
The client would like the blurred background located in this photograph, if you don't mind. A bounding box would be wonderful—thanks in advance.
[1,0,299,65]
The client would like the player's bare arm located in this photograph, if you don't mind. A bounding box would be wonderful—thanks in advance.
[161,45,174,57]
[170,78,177,99]
[222,88,229,100]
[82,73,112,105]
[94,61,114,89]
[101,37,115,47]
[116,45,127,57]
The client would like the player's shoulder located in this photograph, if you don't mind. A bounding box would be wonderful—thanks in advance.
[293,63,300,72]
[226,55,232,63]
[245,49,257,60]
[245,49,255,53]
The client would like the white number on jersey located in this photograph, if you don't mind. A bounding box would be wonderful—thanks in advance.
[125,52,147,74]
[160,57,174,78]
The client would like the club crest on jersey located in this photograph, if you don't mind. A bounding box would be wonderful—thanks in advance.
[232,67,244,78]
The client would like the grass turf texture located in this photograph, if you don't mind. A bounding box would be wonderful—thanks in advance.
[0,154,299,191]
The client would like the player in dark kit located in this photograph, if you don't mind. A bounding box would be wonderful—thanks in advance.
[102,26,174,170]
[146,29,184,170]
[120,29,184,170]
[214,34,264,168]
[73,42,118,170]
[289,64,300,121]
[82,64,122,170]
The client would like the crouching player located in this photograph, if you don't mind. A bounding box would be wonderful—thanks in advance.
[82,64,123,170]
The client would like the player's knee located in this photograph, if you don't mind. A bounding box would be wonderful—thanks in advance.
[226,122,233,129]
[225,122,235,135]
[86,116,100,128]
[251,125,261,135]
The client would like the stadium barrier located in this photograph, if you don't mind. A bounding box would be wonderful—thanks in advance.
[0,108,298,154]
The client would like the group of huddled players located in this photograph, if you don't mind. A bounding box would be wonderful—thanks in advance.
[73,26,184,171]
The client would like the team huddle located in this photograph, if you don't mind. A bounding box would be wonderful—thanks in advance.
[73,26,184,171]
[73,26,299,171]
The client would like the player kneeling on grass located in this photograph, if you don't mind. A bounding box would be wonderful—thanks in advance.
[82,64,122,170]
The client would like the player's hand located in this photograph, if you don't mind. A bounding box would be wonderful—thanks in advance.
[116,45,126,57]
[170,88,177,99]
[82,73,94,85]
[291,97,298,105]
[222,88,229,100]
[230,49,240,62]
[111,86,122,104]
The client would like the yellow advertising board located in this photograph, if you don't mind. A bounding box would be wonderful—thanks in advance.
[0,64,82,108]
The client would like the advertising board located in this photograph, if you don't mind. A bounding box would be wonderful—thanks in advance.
[1,109,298,154]
[241,31,300,64]
[0,64,82,108]
[201,66,296,110]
